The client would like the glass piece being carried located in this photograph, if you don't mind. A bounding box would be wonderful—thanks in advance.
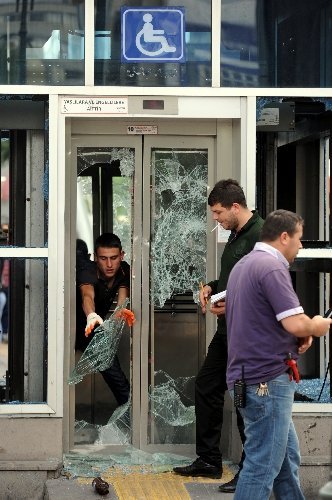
[68,300,133,385]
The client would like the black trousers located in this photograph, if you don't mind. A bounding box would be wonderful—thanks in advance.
[100,355,130,406]
[195,332,246,468]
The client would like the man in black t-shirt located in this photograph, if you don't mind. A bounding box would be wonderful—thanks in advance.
[76,233,130,406]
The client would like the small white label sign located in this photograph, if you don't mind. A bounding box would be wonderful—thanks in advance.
[61,97,128,114]
[127,125,158,135]
[257,107,279,126]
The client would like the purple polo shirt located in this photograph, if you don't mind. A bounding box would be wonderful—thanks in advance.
[226,242,304,389]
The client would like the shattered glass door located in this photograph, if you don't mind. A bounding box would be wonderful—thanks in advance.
[71,134,213,452]
[71,136,142,447]
[142,137,213,448]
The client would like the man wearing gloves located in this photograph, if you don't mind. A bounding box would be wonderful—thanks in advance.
[77,232,130,406]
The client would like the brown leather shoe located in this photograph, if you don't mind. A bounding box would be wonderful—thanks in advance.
[218,471,240,493]
[173,457,222,479]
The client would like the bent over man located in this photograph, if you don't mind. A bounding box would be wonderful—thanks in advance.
[76,232,130,406]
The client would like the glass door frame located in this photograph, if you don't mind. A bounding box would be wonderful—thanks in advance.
[69,129,217,452]
[141,135,215,453]
[70,134,142,448]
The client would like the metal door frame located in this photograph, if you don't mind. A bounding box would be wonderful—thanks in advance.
[70,134,142,448]
[140,135,215,453]
[68,124,218,452]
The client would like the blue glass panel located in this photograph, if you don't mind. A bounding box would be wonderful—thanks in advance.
[94,0,211,87]
[0,1,85,85]
[221,0,332,88]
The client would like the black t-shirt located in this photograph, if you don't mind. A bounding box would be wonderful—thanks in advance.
[75,260,130,351]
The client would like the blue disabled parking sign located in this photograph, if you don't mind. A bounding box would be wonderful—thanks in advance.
[121,7,185,63]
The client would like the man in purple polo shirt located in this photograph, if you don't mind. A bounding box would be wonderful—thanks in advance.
[226,209,331,500]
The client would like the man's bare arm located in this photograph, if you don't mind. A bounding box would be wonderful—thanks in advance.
[80,283,103,336]
[80,283,96,317]
[281,313,331,338]
[117,286,129,306]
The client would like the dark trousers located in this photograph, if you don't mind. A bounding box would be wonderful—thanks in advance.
[100,355,130,406]
[195,332,246,468]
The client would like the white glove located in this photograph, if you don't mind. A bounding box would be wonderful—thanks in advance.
[85,312,103,337]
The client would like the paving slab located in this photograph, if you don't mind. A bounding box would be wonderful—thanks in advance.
[45,465,237,499]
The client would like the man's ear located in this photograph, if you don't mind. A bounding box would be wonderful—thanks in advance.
[280,231,289,245]
[93,252,97,262]
[120,250,124,260]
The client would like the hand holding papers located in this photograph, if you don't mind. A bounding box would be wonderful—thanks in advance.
[210,290,226,304]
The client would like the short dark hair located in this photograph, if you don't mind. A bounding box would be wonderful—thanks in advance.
[94,233,122,253]
[76,239,91,270]
[76,238,89,257]
[261,210,304,241]
[208,179,247,208]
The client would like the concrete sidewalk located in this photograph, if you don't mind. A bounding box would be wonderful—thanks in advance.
[44,447,237,499]
[45,474,235,499]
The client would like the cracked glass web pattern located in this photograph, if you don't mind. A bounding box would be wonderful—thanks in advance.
[63,447,191,478]
[68,300,130,385]
[76,146,133,260]
[73,369,195,447]
[151,150,208,307]
[148,370,195,444]
[97,399,131,445]
[77,147,134,176]
[149,370,195,427]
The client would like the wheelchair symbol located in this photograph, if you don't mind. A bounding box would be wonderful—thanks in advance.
[136,13,176,56]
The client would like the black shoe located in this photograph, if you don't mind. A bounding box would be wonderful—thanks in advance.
[173,457,222,479]
[218,471,240,493]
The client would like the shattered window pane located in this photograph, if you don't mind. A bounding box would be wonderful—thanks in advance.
[151,149,208,307]
[63,447,192,478]
[76,147,134,260]
[77,147,134,177]
[112,176,132,262]
[76,372,194,447]
[149,370,195,445]
[69,301,131,385]
[71,311,197,446]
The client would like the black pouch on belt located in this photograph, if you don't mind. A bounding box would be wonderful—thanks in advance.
[234,379,246,408]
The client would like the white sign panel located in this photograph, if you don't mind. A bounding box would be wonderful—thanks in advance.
[127,125,158,135]
[257,107,279,126]
[61,97,128,114]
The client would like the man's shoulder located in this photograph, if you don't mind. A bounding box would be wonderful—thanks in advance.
[245,248,283,270]
[241,212,264,243]
[114,260,130,288]
[250,211,265,229]
[119,260,130,275]
[77,260,97,285]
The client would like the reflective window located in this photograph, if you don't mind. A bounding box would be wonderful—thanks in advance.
[0,98,48,406]
[256,96,332,405]
[0,126,48,247]
[222,1,332,88]
[0,258,48,404]
[0,1,85,85]
[94,1,211,87]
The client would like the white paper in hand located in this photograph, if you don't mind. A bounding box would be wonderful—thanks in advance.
[210,290,227,304]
